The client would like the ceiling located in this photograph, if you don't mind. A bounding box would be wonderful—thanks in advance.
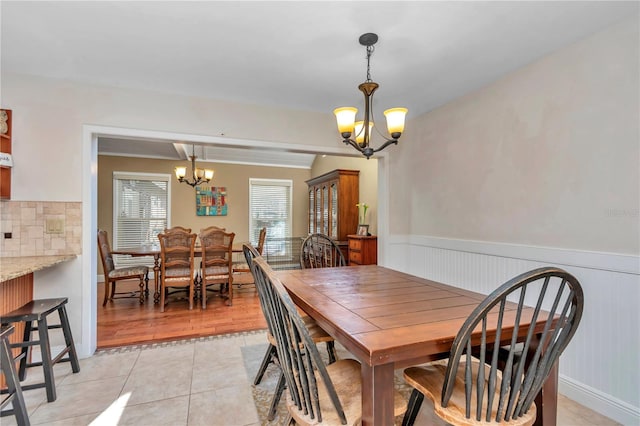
[2,1,636,167]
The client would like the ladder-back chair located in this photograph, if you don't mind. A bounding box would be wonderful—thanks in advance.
[157,229,197,312]
[199,227,235,308]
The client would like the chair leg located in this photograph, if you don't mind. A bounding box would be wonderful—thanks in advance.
[160,280,166,313]
[226,279,233,306]
[58,305,81,374]
[254,344,277,385]
[36,317,57,402]
[326,341,337,364]
[267,371,286,421]
[202,282,207,310]
[0,331,30,426]
[110,281,116,299]
[103,280,110,306]
[17,321,32,381]
[138,275,145,304]
[402,389,424,426]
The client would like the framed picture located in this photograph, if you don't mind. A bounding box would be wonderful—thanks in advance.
[195,186,228,216]
[357,224,369,236]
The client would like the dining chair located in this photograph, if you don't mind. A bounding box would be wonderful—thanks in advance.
[97,229,149,306]
[157,228,197,312]
[401,267,584,426]
[251,255,406,425]
[232,227,267,287]
[199,227,235,308]
[300,233,346,269]
[244,244,337,421]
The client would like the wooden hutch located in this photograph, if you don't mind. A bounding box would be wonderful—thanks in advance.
[306,169,359,251]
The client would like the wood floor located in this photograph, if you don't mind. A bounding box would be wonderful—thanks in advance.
[97,278,267,348]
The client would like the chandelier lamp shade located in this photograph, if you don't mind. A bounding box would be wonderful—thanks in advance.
[174,144,214,187]
[334,33,408,159]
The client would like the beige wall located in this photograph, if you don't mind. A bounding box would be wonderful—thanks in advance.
[3,73,348,203]
[391,18,639,254]
[310,155,379,235]
[98,155,312,244]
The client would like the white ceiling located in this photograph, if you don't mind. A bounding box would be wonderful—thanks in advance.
[2,1,636,167]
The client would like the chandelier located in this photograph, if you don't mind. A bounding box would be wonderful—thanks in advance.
[174,144,214,187]
[334,33,408,159]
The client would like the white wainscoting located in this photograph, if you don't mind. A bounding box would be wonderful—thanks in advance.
[384,234,640,426]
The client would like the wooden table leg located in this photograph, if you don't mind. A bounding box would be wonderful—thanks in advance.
[361,362,395,426]
[153,254,160,303]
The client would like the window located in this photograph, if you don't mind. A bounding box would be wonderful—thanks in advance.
[249,178,292,255]
[113,172,170,267]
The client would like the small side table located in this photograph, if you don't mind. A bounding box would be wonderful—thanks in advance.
[347,235,378,266]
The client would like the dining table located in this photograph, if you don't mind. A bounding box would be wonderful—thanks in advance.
[112,243,245,303]
[276,265,559,426]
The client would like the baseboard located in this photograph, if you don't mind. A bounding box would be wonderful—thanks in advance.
[560,375,640,425]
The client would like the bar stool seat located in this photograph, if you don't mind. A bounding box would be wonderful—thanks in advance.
[0,298,80,403]
[0,325,30,425]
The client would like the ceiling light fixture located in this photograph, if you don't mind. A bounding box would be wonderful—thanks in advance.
[334,33,408,159]
[174,144,214,187]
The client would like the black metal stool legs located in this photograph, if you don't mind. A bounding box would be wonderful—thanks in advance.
[0,326,30,426]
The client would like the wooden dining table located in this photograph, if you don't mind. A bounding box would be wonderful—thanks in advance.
[112,243,245,303]
[277,265,559,426]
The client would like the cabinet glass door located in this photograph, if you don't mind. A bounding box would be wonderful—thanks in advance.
[330,183,338,238]
[315,187,322,234]
[308,189,314,235]
[322,185,329,235]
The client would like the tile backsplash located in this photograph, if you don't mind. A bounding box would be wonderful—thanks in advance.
[0,201,82,257]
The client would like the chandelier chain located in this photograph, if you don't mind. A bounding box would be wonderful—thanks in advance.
[365,45,375,82]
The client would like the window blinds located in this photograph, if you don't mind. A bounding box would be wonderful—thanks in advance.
[113,172,169,268]
[249,178,292,254]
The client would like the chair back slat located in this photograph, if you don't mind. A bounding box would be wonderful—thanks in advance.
[300,233,346,269]
[442,267,584,423]
[250,256,348,424]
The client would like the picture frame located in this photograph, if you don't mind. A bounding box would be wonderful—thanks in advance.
[357,224,369,236]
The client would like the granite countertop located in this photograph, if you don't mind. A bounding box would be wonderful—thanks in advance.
[0,255,77,282]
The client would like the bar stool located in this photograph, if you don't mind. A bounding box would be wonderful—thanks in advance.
[0,298,80,403]
[0,326,30,425]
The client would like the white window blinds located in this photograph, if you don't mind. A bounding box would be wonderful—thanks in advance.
[249,178,292,254]
[113,172,170,267]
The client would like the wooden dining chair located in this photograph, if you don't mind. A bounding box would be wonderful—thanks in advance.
[157,228,197,312]
[244,244,337,421]
[251,255,406,425]
[199,227,235,308]
[401,267,584,426]
[300,233,346,269]
[97,229,149,306]
[232,227,267,287]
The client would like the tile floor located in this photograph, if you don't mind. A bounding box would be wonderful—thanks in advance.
[2,330,621,426]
